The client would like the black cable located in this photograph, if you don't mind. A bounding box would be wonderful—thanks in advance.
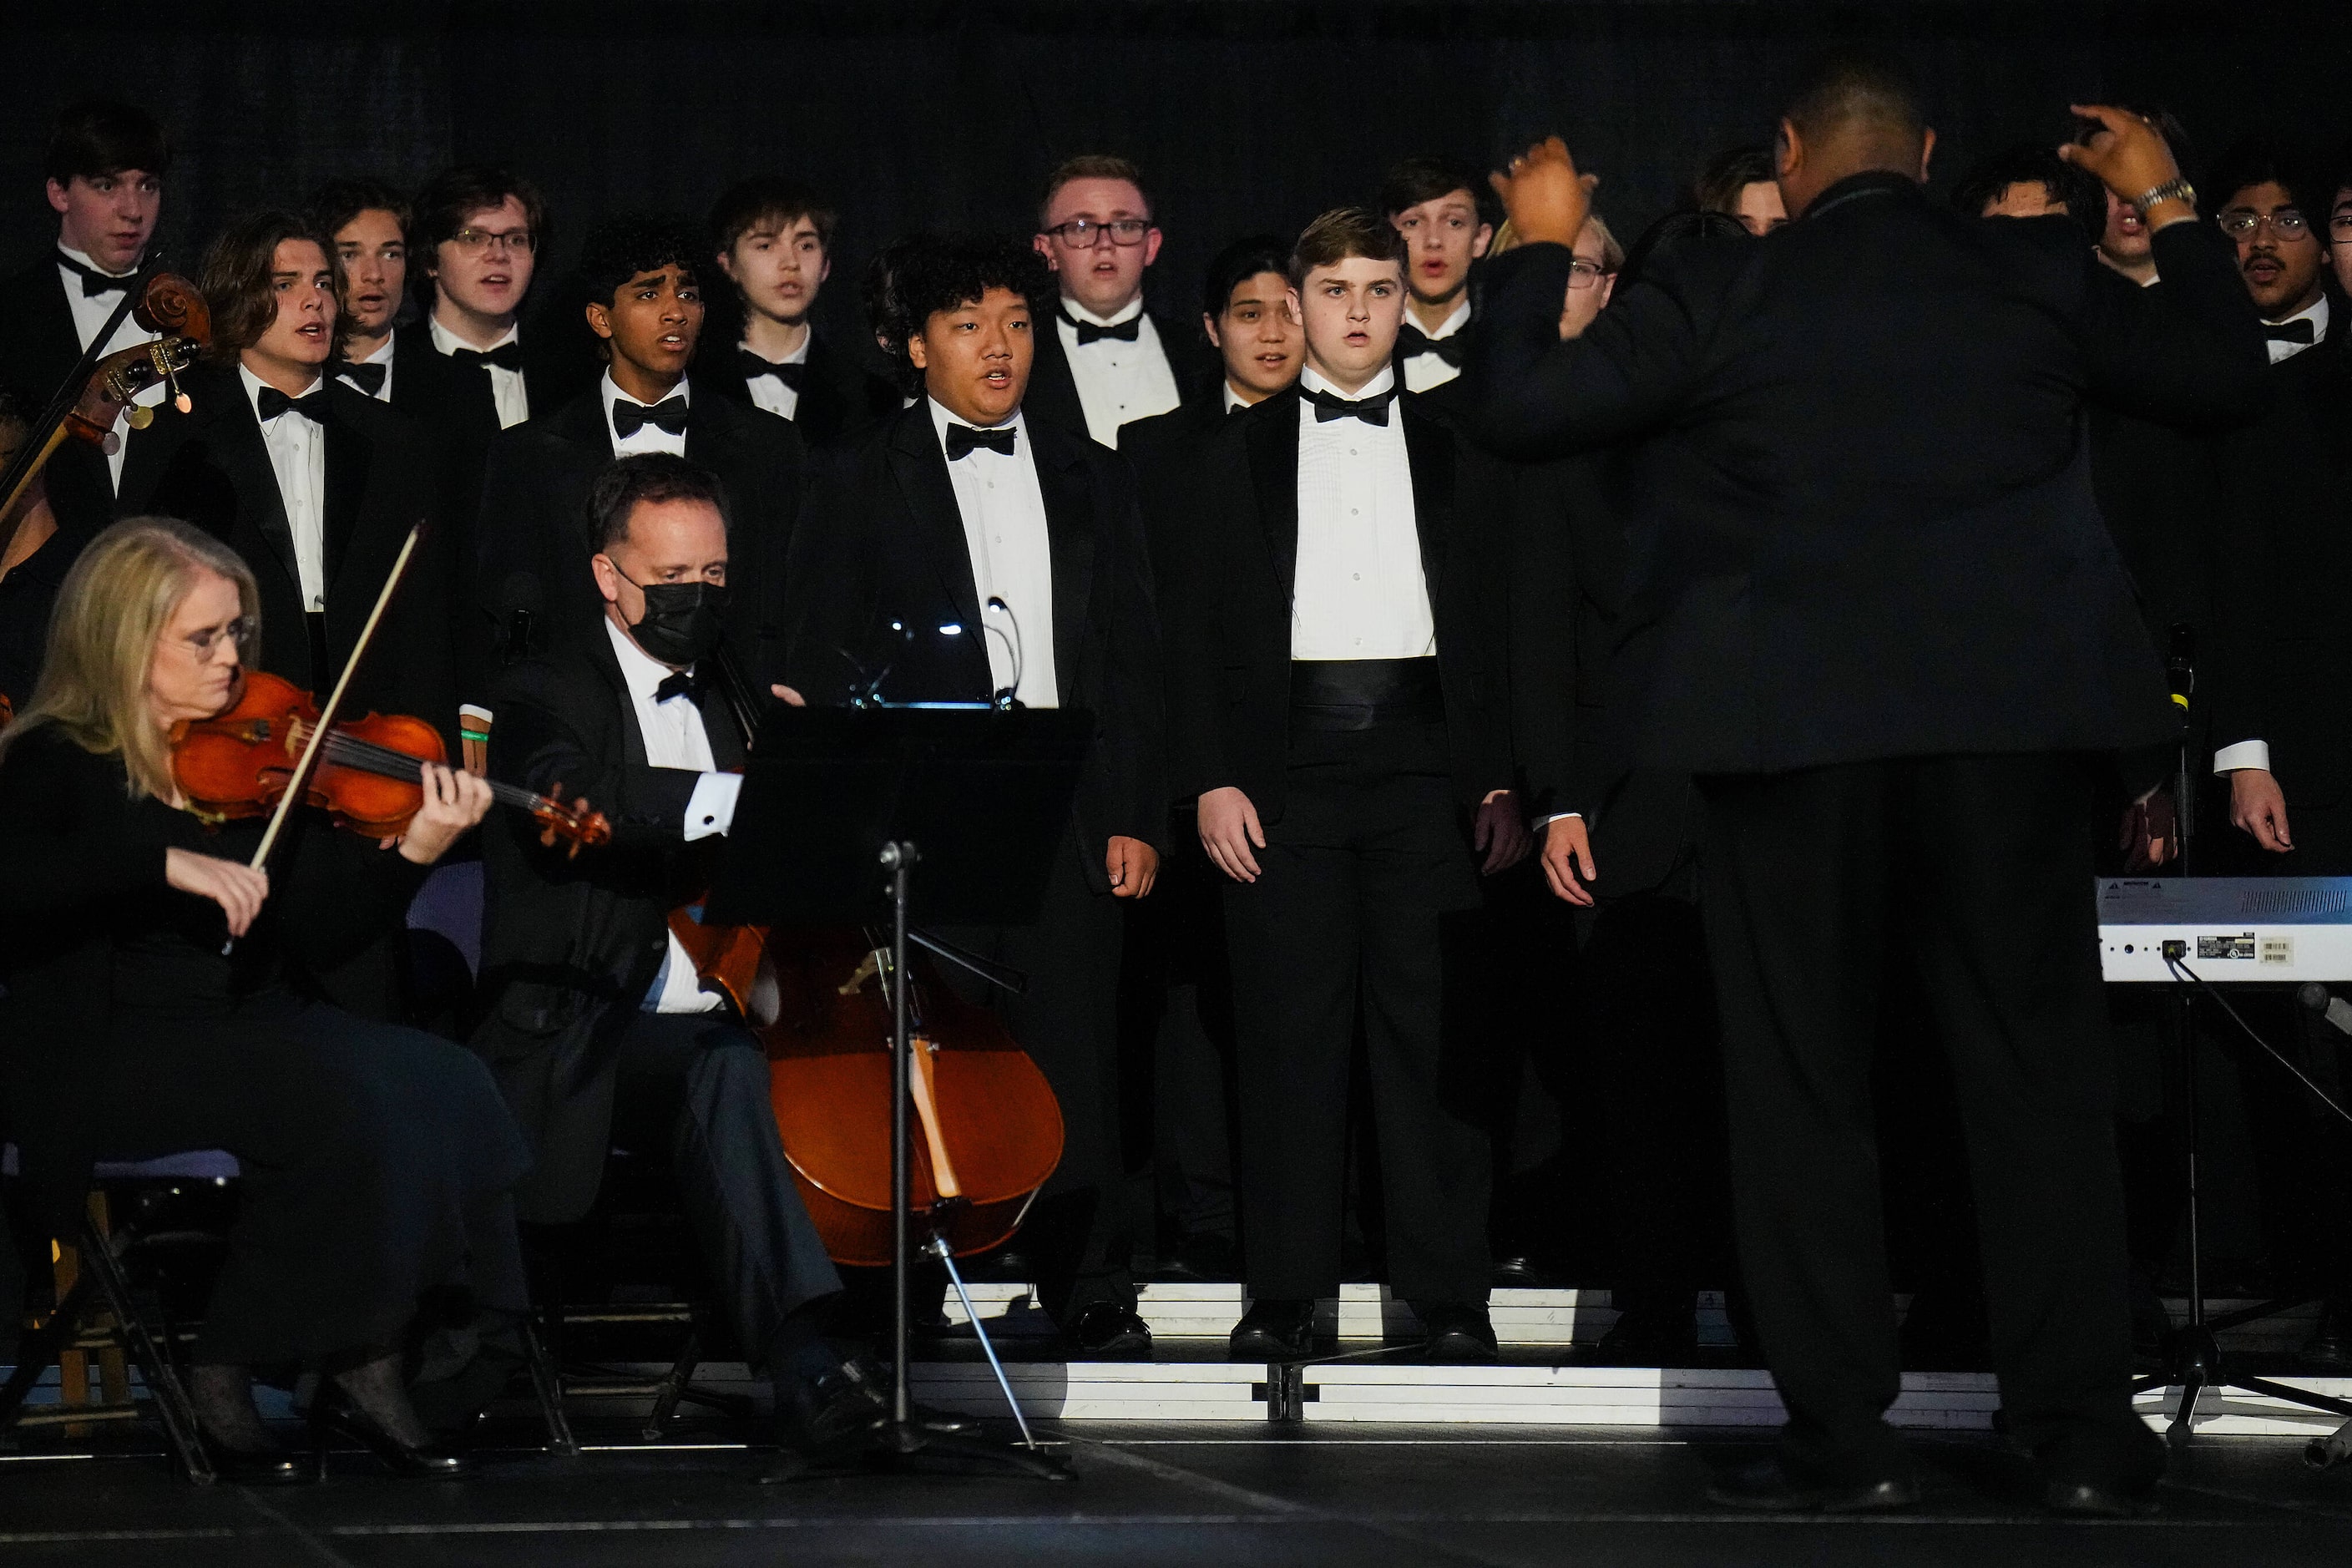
[2164,952,2352,1130]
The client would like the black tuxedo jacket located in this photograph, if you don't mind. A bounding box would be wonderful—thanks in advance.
[1162,387,1514,821]
[471,631,746,1222]
[782,402,1167,885]
[1117,393,1236,590]
[0,253,133,534]
[472,382,808,695]
[114,362,458,746]
[1023,297,1215,444]
[1471,175,2269,776]
[693,326,896,450]
[2204,324,2352,842]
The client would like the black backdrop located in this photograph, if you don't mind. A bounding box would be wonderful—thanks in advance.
[4,0,2349,361]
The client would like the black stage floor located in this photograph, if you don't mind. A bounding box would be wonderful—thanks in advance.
[4,1424,2351,1566]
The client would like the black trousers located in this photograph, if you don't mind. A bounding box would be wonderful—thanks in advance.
[943,826,1136,1324]
[1223,719,1492,1304]
[606,1013,843,1372]
[99,993,530,1366]
[1699,754,2162,1488]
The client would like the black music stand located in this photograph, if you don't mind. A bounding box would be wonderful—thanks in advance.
[707,704,1090,1481]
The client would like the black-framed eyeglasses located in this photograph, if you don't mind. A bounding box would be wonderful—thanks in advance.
[2329,214,2352,243]
[1565,260,1613,289]
[1041,218,1152,247]
[449,227,535,254]
[2219,209,2309,240]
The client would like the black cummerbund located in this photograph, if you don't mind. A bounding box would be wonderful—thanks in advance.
[1288,657,1444,732]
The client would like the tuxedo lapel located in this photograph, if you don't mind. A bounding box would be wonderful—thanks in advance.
[321,404,371,591]
[885,407,985,638]
[210,383,302,599]
[796,333,845,438]
[1243,391,1301,599]
[1401,398,1455,593]
[1030,420,1098,690]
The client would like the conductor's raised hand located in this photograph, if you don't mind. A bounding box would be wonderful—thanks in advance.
[1197,786,1265,884]
[2059,105,2189,226]
[1489,136,1596,250]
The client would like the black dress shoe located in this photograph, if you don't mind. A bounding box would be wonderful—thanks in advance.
[1066,1302,1153,1360]
[1155,1232,1242,1283]
[1706,1456,1920,1513]
[199,1434,321,1487]
[1490,1255,1545,1289]
[1417,1301,1500,1364]
[2045,1479,2161,1519]
[1595,1305,1699,1366]
[841,1356,975,1434]
[1230,1298,1316,1361]
[309,1384,471,1479]
[760,1368,892,1482]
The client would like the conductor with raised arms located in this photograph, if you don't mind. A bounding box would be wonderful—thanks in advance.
[1475,57,2266,1516]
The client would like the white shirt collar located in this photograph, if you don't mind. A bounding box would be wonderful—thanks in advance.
[350,335,396,367]
[1060,294,1145,329]
[602,368,690,411]
[428,314,520,357]
[1223,382,1253,413]
[1416,297,1472,340]
[604,613,689,697]
[927,396,1024,446]
[741,334,812,366]
[1298,362,1398,401]
[57,242,134,281]
[2271,293,2330,336]
[238,362,325,420]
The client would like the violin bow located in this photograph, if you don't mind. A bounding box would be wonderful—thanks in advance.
[244,519,427,874]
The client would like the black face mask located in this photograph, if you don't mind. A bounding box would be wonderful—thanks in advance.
[624,574,729,666]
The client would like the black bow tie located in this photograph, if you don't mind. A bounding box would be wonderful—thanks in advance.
[255,385,335,425]
[1061,307,1141,346]
[1396,323,1468,367]
[2265,318,2318,345]
[611,397,690,439]
[337,360,388,397]
[737,350,808,390]
[653,669,704,705]
[1304,386,1395,426]
[57,250,134,297]
[944,422,1019,460]
[448,341,526,372]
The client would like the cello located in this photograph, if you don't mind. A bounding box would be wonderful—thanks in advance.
[663,646,1065,1266]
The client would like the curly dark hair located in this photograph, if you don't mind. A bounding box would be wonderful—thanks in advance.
[577,215,706,307]
[889,234,1052,366]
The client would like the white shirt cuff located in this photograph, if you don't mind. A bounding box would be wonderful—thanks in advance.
[2213,741,2271,776]
[683,771,743,841]
[1540,812,1584,827]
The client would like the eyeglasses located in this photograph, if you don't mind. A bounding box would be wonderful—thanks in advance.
[1040,218,1152,248]
[1565,260,1613,289]
[176,617,252,660]
[448,227,535,255]
[2219,210,2310,241]
[2329,214,2352,244]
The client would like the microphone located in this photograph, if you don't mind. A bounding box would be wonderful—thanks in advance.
[983,596,1024,708]
[2165,624,2195,711]
[2298,984,2352,1039]
[498,572,542,665]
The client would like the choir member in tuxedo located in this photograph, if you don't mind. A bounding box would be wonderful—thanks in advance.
[472,456,907,1472]
[1382,157,1493,398]
[1692,144,1789,235]
[784,235,1168,1358]
[310,178,411,402]
[0,99,169,535]
[1476,66,2265,1512]
[1114,235,1302,1281]
[699,177,894,448]
[0,391,73,708]
[1026,155,1211,447]
[1166,209,1526,1364]
[473,216,806,690]
[2198,141,2352,1365]
[114,212,456,1019]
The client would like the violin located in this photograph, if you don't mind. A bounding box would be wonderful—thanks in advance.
[171,668,611,852]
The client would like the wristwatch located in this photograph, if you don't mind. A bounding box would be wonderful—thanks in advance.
[2133,178,2196,216]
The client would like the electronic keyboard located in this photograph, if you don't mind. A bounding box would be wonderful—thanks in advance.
[2097,877,2352,983]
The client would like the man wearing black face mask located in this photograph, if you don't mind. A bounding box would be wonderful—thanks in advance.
[472,454,917,1474]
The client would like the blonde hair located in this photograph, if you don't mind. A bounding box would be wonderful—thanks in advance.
[0,516,260,801]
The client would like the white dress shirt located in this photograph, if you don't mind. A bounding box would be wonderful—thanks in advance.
[1222,382,1253,414]
[2212,293,2335,778]
[428,315,530,428]
[239,364,331,614]
[929,398,1060,707]
[58,245,165,490]
[1055,296,1181,448]
[604,617,744,1014]
[603,371,690,458]
[1400,297,1472,393]
[1290,365,1434,662]
[740,334,810,421]
[338,333,396,402]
